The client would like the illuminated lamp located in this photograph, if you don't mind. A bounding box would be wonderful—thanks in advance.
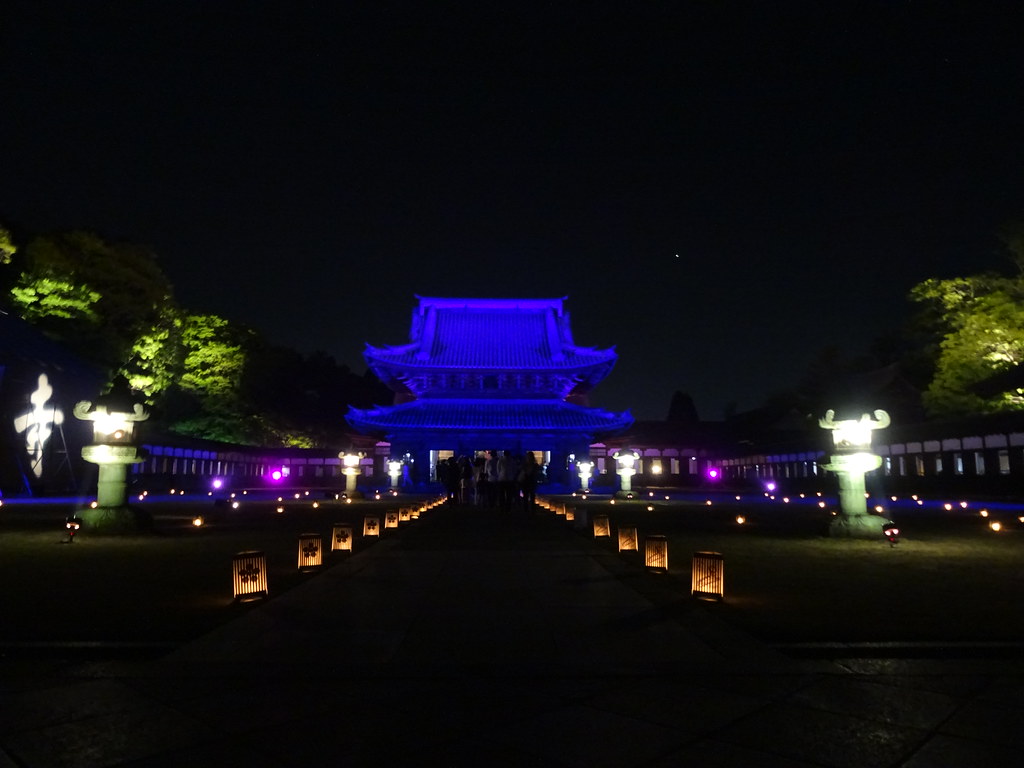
[233,551,268,601]
[385,510,399,528]
[557,504,567,516]
[294,493,301,499]
[649,492,654,497]
[990,521,1003,532]
[565,506,575,522]
[374,493,381,501]
[735,515,746,525]
[363,516,380,537]
[612,449,639,494]
[647,505,654,512]
[1018,516,1024,524]
[765,482,776,492]
[960,501,968,509]
[90,501,98,508]
[874,505,884,513]
[705,500,712,506]
[276,506,284,514]
[980,509,989,518]
[312,501,319,509]
[410,506,420,519]
[706,467,720,481]
[665,495,670,500]
[331,523,353,551]
[192,516,204,527]
[576,459,594,492]
[297,534,322,571]
[64,516,82,542]
[911,494,918,500]
[231,501,240,510]
[345,498,352,504]
[593,514,611,538]
[890,496,897,502]
[645,535,668,572]
[212,478,223,490]
[271,470,283,481]
[387,459,402,489]
[783,497,790,503]
[626,492,634,500]
[651,461,663,475]
[399,507,411,522]
[617,524,639,552]
[818,501,827,509]
[691,551,724,601]
[341,452,363,497]
[944,503,953,511]
[735,495,741,501]
[916,500,923,506]
[610,499,616,505]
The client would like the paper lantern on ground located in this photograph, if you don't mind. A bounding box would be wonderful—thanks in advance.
[399,507,411,522]
[363,515,380,536]
[331,523,353,552]
[565,506,575,522]
[298,533,323,571]
[593,514,611,538]
[233,551,268,601]
[557,504,566,516]
[691,551,724,600]
[385,510,399,528]
[617,524,638,552]
[645,535,668,572]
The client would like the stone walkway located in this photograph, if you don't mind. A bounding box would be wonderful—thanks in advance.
[2,504,1023,766]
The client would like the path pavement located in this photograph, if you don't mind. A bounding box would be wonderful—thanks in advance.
[2,503,1023,766]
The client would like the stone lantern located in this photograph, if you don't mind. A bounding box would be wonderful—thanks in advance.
[576,458,594,492]
[387,458,403,490]
[613,448,639,495]
[340,451,364,498]
[74,390,150,532]
[819,409,891,538]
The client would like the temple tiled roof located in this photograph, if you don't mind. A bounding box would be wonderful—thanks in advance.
[365,297,617,372]
[347,398,633,435]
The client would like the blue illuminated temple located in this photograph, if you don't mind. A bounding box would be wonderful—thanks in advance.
[346,296,633,483]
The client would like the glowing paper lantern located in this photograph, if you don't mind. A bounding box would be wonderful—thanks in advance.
[617,525,638,552]
[645,535,668,572]
[593,514,611,538]
[297,533,323,571]
[691,551,724,601]
[399,507,411,523]
[363,515,380,537]
[331,523,353,552]
[565,506,575,522]
[385,510,399,529]
[233,551,268,601]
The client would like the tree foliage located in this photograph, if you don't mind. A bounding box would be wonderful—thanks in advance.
[6,227,389,448]
[910,271,1024,416]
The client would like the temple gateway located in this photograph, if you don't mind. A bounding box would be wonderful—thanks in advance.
[346,297,633,484]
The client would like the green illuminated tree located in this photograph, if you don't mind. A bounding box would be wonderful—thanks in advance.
[910,271,1024,416]
[9,231,175,369]
[0,225,15,265]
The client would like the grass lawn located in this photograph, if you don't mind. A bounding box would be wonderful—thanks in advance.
[2,492,1022,649]
[0,495,398,646]
[558,494,1024,645]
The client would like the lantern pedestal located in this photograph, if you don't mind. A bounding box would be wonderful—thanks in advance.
[79,444,150,533]
[823,452,887,539]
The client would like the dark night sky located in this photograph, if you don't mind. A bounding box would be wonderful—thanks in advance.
[3,2,1024,420]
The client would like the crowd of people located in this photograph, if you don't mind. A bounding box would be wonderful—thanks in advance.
[436,450,543,512]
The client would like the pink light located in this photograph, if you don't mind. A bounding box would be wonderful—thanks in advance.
[270,469,282,481]
[707,468,720,480]
[212,478,223,490]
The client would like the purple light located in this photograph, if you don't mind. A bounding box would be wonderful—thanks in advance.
[707,468,720,480]
[212,478,224,490]
[270,469,283,482]
[766,482,777,492]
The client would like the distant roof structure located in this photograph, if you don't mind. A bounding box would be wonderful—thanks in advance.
[347,296,632,448]
[365,296,617,397]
